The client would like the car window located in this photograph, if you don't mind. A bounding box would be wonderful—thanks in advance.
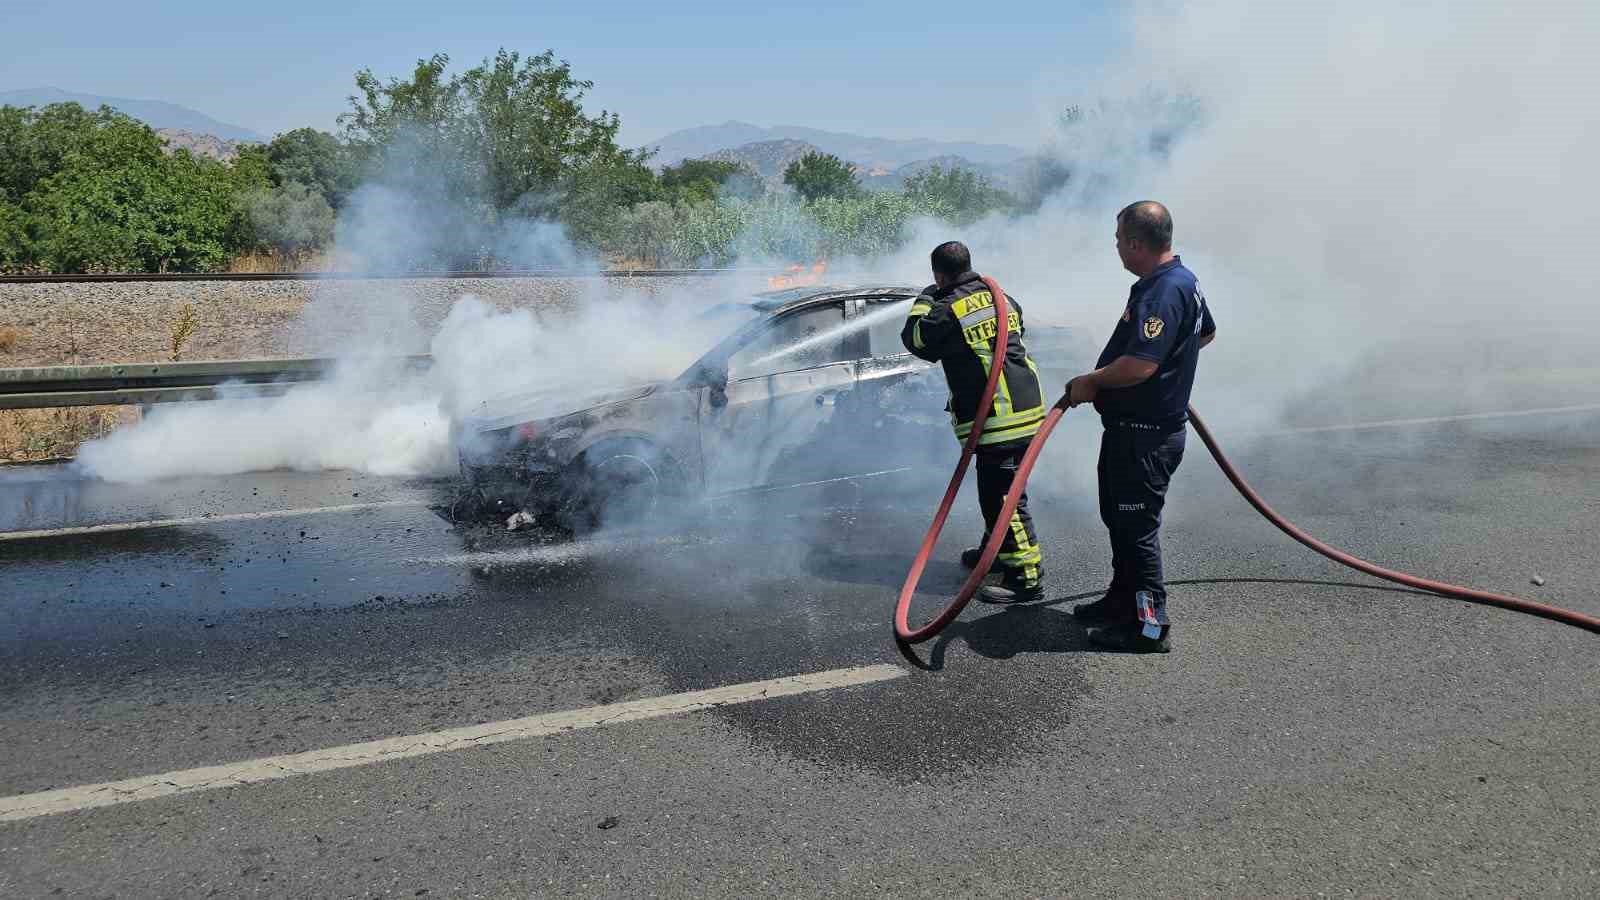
[867,300,913,357]
[728,304,849,378]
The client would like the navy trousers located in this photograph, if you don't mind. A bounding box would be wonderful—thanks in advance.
[1097,423,1186,631]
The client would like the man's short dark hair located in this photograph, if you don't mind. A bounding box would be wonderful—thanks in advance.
[930,241,971,277]
[1117,201,1173,251]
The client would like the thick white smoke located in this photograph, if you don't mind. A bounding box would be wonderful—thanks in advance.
[74,286,742,484]
[75,357,453,481]
[78,0,1600,483]
[74,129,751,485]
[886,0,1600,429]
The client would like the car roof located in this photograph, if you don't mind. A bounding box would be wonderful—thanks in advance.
[750,284,922,314]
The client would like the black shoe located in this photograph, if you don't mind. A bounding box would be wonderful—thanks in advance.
[960,547,984,570]
[1072,592,1132,626]
[978,570,1045,604]
[1087,622,1171,653]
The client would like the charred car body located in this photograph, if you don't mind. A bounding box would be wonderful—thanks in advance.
[456,285,1093,531]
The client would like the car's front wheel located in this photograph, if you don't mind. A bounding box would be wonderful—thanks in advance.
[558,438,684,534]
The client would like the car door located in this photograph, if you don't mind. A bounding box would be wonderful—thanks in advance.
[700,302,862,494]
[843,297,953,469]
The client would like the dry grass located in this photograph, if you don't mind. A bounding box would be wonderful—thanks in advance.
[168,303,199,361]
[0,326,21,354]
[0,406,136,462]
[227,249,341,273]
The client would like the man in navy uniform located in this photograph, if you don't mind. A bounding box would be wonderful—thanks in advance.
[1065,201,1216,652]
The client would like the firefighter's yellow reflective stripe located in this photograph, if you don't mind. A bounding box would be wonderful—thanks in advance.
[976,421,1044,446]
[998,506,1042,585]
[995,368,1014,417]
[961,311,1019,348]
[959,414,1046,445]
[973,346,997,415]
[907,301,933,350]
[998,547,1042,568]
[1006,513,1038,560]
[980,410,1046,432]
[953,405,1046,438]
[954,415,1044,439]
[951,290,993,319]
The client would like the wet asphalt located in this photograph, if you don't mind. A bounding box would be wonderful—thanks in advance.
[2,408,1599,898]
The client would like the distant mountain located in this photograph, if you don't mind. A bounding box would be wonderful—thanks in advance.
[649,121,1026,172]
[704,139,824,180]
[0,87,264,142]
[703,139,1040,197]
[861,154,1009,192]
[156,129,246,161]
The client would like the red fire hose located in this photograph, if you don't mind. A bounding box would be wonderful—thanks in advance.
[893,284,1600,644]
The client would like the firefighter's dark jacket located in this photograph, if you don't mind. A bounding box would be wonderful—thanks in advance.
[900,271,1046,446]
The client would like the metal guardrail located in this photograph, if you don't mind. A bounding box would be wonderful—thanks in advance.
[0,268,756,285]
[0,357,433,410]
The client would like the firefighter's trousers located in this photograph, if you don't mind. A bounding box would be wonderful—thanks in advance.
[976,441,1043,586]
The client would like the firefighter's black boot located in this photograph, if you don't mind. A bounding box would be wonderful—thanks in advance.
[977,568,1045,604]
[961,546,984,570]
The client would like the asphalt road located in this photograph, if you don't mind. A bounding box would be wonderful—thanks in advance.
[2,406,1598,898]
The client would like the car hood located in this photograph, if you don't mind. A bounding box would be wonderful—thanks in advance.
[463,382,663,433]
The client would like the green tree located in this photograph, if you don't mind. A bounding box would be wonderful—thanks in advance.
[807,192,926,258]
[244,181,336,260]
[901,164,1015,226]
[21,109,253,272]
[462,49,651,214]
[230,144,275,190]
[0,198,29,269]
[604,200,682,267]
[24,112,169,271]
[264,128,356,208]
[783,152,861,203]
[558,156,665,251]
[660,159,746,204]
[0,102,271,272]
[0,103,123,204]
[339,49,658,261]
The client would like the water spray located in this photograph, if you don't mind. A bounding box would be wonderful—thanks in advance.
[746,300,911,370]
[893,278,1600,644]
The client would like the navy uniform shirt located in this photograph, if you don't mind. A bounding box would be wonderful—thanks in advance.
[1093,256,1215,426]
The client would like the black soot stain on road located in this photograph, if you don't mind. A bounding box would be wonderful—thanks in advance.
[459,490,1095,782]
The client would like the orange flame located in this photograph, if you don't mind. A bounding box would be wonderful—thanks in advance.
[767,260,828,290]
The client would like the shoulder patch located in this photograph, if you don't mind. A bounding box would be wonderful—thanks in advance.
[1142,316,1164,340]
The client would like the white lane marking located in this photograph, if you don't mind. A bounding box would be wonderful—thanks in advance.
[712,467,916,500]
[0,664,905,823]
[1266,402,1600,437]
[0,500,428,542]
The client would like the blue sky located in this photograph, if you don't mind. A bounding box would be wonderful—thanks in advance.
[0,0,1127,145]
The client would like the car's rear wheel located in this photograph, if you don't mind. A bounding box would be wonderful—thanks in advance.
[557,439,683,534]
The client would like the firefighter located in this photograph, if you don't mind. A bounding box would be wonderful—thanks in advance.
[1065,201,1216,653]
[902,241,1047,603]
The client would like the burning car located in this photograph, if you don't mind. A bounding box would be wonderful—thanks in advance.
[455,285,1094,531]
